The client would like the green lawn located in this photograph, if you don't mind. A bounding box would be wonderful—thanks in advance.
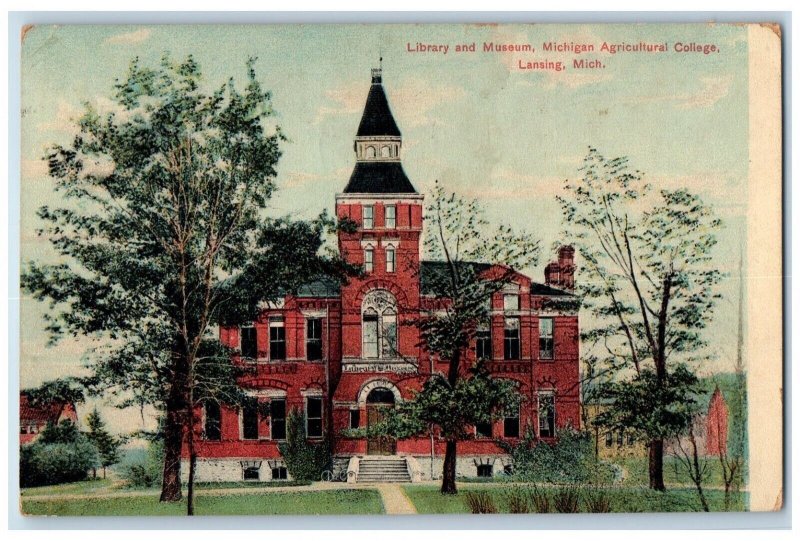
[20,478,116,497]
[22,489,385,516]
[615,457,748,488]
[402,485,747,514]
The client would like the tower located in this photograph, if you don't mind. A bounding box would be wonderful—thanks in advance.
[335,66,424,368]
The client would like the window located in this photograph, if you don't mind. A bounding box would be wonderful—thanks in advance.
[477,464,493,478]
[204,400,221,441]
[349,409,360,429]
[269,318,285,361]
[538,393,555,438]
[380,145,391,158]
[270,399,286,440]
[243,466,260,480]
[362,290,398,359]
[364,248,374,273]
[504,317,520,360]
[366,146,376,158]
[385,205,396,228]
[240,325,257,360]
[386,247,396,273]
[363,313,379,358]
[306,318,323,361]
[476,328,492,360]
[504,409,520,438]
[617,431,624,446]
[306,397,323,438]
[363,205,374,229]
[539,318,554,360]
[242,398,259,440]
[271,466,288,480]
[627,433,635,446]
[605,431,613,447]
[476,421,492,439]
[381,310,397,357]
[503,294,520,311]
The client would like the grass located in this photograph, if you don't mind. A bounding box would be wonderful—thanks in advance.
[402,485,747,514]
[616,457,748,488]
[22,489,385,516]
[20,478,116,497]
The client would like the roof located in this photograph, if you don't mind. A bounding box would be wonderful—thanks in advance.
[419,261,574,297]
[356,81,401,137]
[295,276,342,298]
[19,393,72,425]
[343,161,417,194]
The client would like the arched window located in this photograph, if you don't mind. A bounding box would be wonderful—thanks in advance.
[364,247,374,273]
[362,290,399,359]
[380,145,391,158]
[366,145,376,158]
[386,246,396,273]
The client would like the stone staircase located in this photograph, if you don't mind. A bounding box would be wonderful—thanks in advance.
[356,456,412,483]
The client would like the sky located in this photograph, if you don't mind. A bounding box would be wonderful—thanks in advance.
[19,24,749,434]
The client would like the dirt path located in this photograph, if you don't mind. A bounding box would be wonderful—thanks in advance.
[375,484,417,514]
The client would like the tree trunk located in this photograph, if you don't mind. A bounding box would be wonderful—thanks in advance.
[187,452,197,516]
[102,467,106,479]
[160,396,185,502]
[441,439,458,495]
[649,439,666,491]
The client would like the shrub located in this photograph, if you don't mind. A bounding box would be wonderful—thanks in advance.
[583,490,612,513]
[531,487,552,513]
[504,486,530,513]
[119,439,164,488]
[278,409,331,481]
[464,491,497,514]
[20,424,99,488]
[552,486,581,513]
[500,426,614,485]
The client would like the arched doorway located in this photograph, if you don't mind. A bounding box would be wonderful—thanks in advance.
[366,387,396,455]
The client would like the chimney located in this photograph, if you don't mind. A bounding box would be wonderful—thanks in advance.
[558,245,575,290]
[544,246,576,290]
[544,262,561,287]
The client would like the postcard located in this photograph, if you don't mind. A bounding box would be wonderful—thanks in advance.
[18,22,782,517]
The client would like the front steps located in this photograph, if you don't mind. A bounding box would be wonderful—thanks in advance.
[356,456,412,483]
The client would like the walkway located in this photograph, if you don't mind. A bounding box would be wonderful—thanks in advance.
[375,483,417,515]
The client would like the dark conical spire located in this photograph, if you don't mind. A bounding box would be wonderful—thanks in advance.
[356,67,401,137]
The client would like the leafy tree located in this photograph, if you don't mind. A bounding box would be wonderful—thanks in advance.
[558,147,723,490]
[374,180,539,494]
[23,378,85,415]
[85,407,122,478]
[278,409,331,482]
[22,54,353,512]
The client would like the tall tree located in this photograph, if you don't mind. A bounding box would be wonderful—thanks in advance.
[558,147,723,490]
[85,407,121,478]
[22,54,352,509]
[375,180,540,494]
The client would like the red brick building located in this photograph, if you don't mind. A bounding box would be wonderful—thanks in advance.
[187,68,581,482]
[704,386,729,457]
[19,392,79,445]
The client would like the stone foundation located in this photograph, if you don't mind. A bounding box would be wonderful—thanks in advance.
[180,454,512,483]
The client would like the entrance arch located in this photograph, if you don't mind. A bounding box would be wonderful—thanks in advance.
[364,385,398,455]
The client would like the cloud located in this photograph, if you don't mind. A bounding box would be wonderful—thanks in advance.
[36,99,81,134]
[315,77,466,128]
[104,28,151,45]
[626,75,734,110]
